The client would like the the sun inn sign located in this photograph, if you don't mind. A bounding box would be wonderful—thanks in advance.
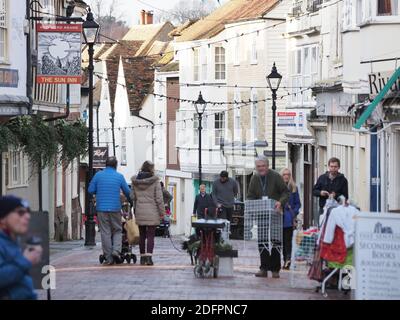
[36,24,82,85]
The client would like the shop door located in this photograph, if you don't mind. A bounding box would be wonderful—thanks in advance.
[303,163,312,229]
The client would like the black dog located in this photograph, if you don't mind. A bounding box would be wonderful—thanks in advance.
[182,234,199,265]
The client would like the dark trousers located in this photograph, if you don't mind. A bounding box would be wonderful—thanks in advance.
[258,245,281,272]
[139,226,156,255]
[283,227,294,263]
[219,206,233,222]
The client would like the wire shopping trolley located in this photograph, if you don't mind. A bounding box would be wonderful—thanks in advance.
[244,199,283,255]
[289,228,319,289]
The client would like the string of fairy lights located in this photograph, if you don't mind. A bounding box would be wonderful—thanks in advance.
[93,72,312,132]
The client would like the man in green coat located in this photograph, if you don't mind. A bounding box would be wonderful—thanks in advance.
[247,156,289,278]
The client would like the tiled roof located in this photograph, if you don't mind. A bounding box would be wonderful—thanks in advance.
[103,40,145,112]
[176,0,279,42]
[123,56,158,112]
[158,62,179,73]
[122,22,175,56]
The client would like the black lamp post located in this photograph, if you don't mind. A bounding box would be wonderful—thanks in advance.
[109,112,116,155]
[83,8,100,247]
[194,92,207,186]
[266,62,282,170]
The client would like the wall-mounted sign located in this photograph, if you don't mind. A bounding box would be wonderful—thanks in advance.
[354,212,400,300]
[36,23,82,84]
[277,111,297,127]
[0,69,18,87]
[93,147,109,169]
[369,71,400,97]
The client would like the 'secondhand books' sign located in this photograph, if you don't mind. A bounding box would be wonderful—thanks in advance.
[354,212,400,300]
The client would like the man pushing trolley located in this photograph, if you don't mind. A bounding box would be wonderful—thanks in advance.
[246,156,289,279]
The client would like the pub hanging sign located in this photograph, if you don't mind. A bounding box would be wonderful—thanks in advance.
[36,23,82,85]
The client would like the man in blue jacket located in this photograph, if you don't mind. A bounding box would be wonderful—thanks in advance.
[0,196,42,300]
[88,157,131,265]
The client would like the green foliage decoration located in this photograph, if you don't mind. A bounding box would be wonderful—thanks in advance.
[0,116,88,169]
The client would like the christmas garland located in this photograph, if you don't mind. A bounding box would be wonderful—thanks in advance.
[0,116,88,168]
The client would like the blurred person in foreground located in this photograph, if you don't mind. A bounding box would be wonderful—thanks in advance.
[0,196,42,300]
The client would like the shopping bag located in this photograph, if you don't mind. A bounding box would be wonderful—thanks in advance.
[308,246,324,281]
[125,216,140,245]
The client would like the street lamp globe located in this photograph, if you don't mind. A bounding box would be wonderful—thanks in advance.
[194,91,207,115]
[82,8,100,45]
[266,62,282,91]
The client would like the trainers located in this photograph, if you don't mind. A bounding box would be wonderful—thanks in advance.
[283,261,291,270]
[112,252,122,264]
[140,256,146,265]
[272,272,280,278]
[102,259,114,266]
[146,256,154,266]
[255,270,268,278]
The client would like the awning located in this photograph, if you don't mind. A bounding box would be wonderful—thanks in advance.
[281,134,315,145]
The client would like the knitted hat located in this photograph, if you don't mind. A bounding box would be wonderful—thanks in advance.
[0,195,30,219]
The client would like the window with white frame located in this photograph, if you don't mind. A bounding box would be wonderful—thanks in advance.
[201,47,207,81]
[251,35,258,64]
[215,46,226,80]
[0,0,7,63]
[377,0,399,15]
[193,48,200,82]
[8,150,28,188]
[121,129,127,166]
[214,113,225,145]
[251,90,258,141]
[234,90,241,141]
[289,45,319,104]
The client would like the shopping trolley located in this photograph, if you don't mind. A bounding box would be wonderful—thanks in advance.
[244,199,283,255]
[289,228,319,289]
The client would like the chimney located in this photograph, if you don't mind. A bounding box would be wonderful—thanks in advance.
[140,9,146,25]
[145,11,153,25]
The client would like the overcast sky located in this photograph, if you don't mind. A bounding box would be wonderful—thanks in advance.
[85,0,228,26]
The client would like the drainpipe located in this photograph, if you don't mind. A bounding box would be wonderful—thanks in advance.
[26,0,33,115]
[132,111,155,162]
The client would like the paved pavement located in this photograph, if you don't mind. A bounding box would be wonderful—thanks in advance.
[36,234,348,300]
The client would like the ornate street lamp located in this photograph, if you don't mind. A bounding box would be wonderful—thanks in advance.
[266,62,282,170]
[83,8,100,247]
[194,92,207,186]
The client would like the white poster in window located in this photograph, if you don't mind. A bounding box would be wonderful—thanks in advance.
[354,212,400,300]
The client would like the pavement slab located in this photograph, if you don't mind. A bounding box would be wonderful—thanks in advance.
[36,235,349,300]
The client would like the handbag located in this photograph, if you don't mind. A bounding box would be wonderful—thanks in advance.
[124,207,140,245]
[308,222,327,282]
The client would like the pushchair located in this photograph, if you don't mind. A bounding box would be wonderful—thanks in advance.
[99,202,137,264]
[156,206,171,238]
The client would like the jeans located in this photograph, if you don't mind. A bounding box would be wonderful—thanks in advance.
[219,206,233,222]
[97,212,122,262]
[283,227,294,263]
[139,226,156,255]
[258,245,281,272]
